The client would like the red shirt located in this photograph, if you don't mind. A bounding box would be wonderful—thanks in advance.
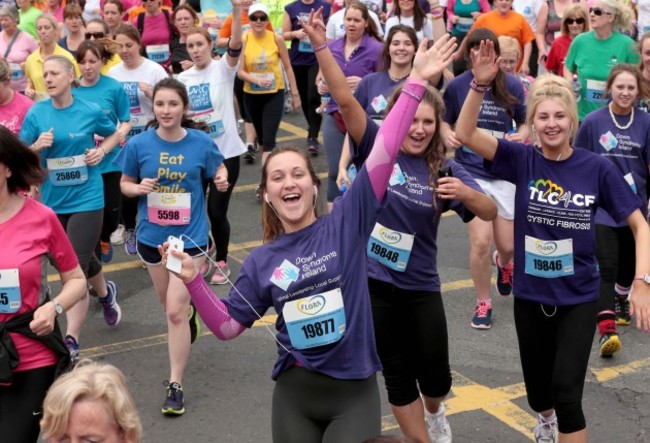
[546,34,572,77]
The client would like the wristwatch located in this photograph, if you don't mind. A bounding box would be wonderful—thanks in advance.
[52,300,64,316]
[634,274,650,285]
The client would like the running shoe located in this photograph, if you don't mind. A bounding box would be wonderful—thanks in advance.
[493,250,513,296]
[471,301,492,329]
[100,241,113,263]
[599,332,621,358]
[189,301,201,344]
[425,402,452,443]
[98,281,121,327]
[64,335,80,368]
[210,260,231,285]
[110,224,125,245]
[615,297,631,326]
[161,381,185,416]
[307,137,320,156]
[199,244,216,278]
[533,414,558,443]
[124,229,137,255]
[244,143,256,164]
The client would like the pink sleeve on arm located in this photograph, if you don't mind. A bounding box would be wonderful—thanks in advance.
[365,79,427,201]
[185,274,246,340]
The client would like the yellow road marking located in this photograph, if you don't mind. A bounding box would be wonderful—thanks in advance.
[591,356,650,382]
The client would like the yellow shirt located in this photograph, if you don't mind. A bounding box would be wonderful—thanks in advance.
[243,31,284,94]
[24,45,81,99]
[102,54,122,75]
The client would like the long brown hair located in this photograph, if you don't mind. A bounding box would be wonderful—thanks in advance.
[384,84,447,211]
[391,0,427,32]
[0,125,46,193]
[259,146,322,242]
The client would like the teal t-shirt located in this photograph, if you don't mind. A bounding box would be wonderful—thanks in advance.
[74,75,131,174]
[20,98,116,214]
[564,31,640,120]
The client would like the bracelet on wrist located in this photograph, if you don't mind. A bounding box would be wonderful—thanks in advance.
[313,41,328,53]
[470,78,491,93]
[100,146,107,156]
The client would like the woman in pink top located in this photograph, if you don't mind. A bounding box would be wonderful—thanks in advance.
[132,0,175,69]
[0,126,86,443]
[0,5,38,92]
[0,60,34,135]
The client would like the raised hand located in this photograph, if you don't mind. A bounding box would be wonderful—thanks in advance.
[299,7,326,45]
[410,34,457,82]
[469,39,500,85]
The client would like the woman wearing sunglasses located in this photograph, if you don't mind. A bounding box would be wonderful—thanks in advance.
[563,0,638,121]
[545,4,589,77]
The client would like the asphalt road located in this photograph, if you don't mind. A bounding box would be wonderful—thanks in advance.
[48,109,650,442]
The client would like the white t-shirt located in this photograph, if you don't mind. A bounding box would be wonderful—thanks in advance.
[513,0,546,33]
[178,58,246,160]
[326,8,385,40]
[384,15,433,43]
[108,59,168,139]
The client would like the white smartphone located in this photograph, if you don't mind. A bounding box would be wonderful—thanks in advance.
[166,235,184,274]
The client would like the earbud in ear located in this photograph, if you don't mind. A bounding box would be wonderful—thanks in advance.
[264,193,270,204]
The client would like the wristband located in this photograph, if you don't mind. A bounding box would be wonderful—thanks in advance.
[226,37,243,57]
[313,41,327,52]
[470,78,491,93]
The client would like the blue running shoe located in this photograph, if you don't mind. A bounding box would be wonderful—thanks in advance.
[98,281,121,327]
[162,381,185,416]
[471,302,492,330]
[100,241,113,263]
[124,229,137,255]
[64,335,80,367]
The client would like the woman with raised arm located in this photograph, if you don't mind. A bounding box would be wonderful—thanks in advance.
[159,9,456,443]
[310,9,497,442]
[455,40,650,443]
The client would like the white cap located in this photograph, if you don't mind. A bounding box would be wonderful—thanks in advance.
[248,3,269,18]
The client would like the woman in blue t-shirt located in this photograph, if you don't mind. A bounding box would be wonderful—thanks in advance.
[456,40,650,443]
[19,55,122,367]
[575,64,650,358]
[160,10,459,442]
[116,78,228,417]
[442,28,529,330]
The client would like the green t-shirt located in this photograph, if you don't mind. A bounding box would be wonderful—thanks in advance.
[564,31,640,120]
[18,7,42,40]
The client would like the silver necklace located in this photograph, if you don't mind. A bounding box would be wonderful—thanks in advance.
[609,103,634,130]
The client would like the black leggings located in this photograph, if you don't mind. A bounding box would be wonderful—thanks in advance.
[121,195,139,231]
[95,171,122,258]
[57,209,104,279]
[244,89,285,152]
[234,77,252,123]
[514,297,597,434]
[596,224,635,315]
[271,367,380,443]
[207,155,240,262]
[0,365,57,443]
[368,278,452,406]
[293,63,322,140]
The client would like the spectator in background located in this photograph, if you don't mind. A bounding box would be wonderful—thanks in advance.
[545,3,588,77]
[0,59,34,135]
[0,4,39,93]
[58,3,86,57]
[446,0,491,75]
[17,0,43,39]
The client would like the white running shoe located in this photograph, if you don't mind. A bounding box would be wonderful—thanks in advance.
[110,224,125,245]
[425,402,452,443]
[533,414,558,443]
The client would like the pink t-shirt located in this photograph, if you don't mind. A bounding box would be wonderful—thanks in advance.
[0,30,39,92]
[0,92,34,135]
[132,11,172,65]
[0,198,79,372]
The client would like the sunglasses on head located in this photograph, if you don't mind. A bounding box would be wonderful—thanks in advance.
[249,14,268,22]
[589,7,611,16]
[565,17,585,25]
[85,31,105,39]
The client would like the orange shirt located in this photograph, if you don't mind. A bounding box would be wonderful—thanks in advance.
[218,12,274,39]
[471,10,535,72]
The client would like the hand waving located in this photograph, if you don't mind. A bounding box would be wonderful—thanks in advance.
[410,35,458,82]
[469,39,500,85]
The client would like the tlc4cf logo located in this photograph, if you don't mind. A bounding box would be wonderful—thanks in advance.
[528,179,595,208]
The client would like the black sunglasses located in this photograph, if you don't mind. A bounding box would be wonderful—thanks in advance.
[249,14,268,22]
[85,31,105,39]
[565,17,585,25]
[589,7,612,16]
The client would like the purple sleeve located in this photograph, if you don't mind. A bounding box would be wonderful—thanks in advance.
[185,274,246,340]
[365,79,427,201]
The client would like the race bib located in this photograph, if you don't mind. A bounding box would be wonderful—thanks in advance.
[146,44,171,63]
[524,236,574,278]
[127,115,146,140]
[250,72,275,91]
[9,62,24,81]
[585,79,606,103]
[0,269,21,314]
[367,223,414,272]
[283,288,346,349]
[455,17,474,33]
[206,119,225,137]
[46,155,89,186]
[298,38,313,53]
[147,192,191,225]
